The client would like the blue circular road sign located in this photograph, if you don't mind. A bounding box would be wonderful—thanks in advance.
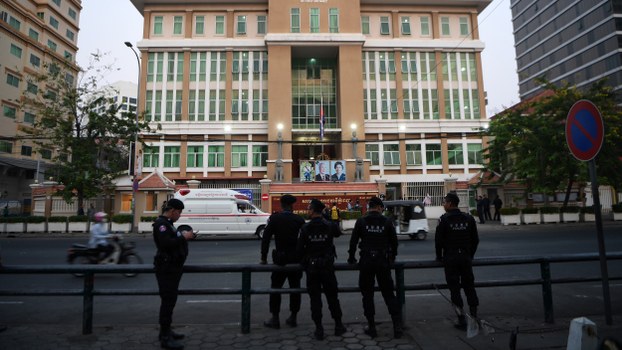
[566,100,604,161]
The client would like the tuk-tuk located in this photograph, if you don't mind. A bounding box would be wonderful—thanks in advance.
[383,200,429,240]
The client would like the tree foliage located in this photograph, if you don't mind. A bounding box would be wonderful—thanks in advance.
[484,79,622,198]
[20,53,151,207]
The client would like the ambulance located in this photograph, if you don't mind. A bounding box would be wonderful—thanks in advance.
[173,189,270,238]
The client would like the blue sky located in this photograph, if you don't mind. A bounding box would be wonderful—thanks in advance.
[76,0,518,117]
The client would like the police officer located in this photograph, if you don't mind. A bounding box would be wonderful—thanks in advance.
[435,192,480,330]
[153,198,196,350]
[348,196,403,339]
[260,194,305,329]
[296,199,346,340]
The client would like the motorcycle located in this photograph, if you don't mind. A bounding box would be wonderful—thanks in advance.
[67,234,143,277]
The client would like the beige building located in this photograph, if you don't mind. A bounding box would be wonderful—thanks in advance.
[0,0,81,213]
[128,0,492,212]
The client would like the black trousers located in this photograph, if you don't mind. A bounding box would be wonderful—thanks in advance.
[443,253,479,309]
[269,269,302,314]
[358,266,400,319]
[306,268,342,323]
[155,265,183,330]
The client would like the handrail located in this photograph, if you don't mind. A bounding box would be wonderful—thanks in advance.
[1,252,621,335]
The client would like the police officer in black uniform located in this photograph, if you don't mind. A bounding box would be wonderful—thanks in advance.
[260,194,305,329]
[153,198,196,350]
[296,199,346,340]
[348,196,403,339]
[435,192,480,330]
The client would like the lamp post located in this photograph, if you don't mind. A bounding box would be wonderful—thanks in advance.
[125,41,140,234]
[276,123,284,182]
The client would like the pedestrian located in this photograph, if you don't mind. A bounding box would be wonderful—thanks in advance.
[476,195,485,224]
[153,198,196,349]
[77,204,85,216]
[330,202,341,224]
[493,195,503,221]
[86,204,95,221]
[296,199,346,340]
[3,205,8,217]
[347,199,353,211]
[482,194,492,221]
[435,192,480,330]
[260,194,305,329]
[347,196,403,339]
[354,199,360,212]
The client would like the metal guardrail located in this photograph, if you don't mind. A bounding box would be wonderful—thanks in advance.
[1,252,621,335]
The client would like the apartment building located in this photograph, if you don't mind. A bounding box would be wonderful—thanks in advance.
[0,0,81,213]
[511,0,622,100]
[128,0,491,208]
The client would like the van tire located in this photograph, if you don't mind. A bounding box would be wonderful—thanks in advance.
[410,231,427,240]
[256,226,266,240]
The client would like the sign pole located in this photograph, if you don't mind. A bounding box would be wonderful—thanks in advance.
[589,159,612,325]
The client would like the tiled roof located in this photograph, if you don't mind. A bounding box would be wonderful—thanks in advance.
[139,171,175,190]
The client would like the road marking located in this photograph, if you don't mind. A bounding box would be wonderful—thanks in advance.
[405,293,439,298]
[186,299,241,304]
[0,301,24,304]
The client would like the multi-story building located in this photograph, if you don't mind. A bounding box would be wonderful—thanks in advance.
[511,0,622,100]
[0,0,81,214]
[95,81,138,117]
[128,0,491,211]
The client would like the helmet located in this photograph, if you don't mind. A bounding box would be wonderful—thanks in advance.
[93,212,107,222]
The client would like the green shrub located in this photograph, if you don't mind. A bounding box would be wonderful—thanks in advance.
[561,205,579,213]
[500,207,520,215]
[0,216,25,223]
[521,207,539,214]
[68,215,88,222]
[540,206,560,214]
[580,206,595,214]
[26,216,46,223]
[341,211,362,220]
[612,203,622,213]
[48,216,68,223]
[470,209,478,216]
[141,216,158,222]
[111,214,133,224]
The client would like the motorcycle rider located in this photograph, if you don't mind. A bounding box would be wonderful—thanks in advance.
[88,212,113,261]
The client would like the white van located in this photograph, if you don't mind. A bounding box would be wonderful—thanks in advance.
[173,189,270,238]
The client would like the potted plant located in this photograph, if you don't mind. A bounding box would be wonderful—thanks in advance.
[500,207,521,225]
[47,216,68,233]
[68,215,88,232]
[561,206,580,223]
[613,203,622,221]
[110,214,132,233]
[340,210,362,230]
[540,206,560,223]
[521,207,540,224]
[1,216,26,233]
[25,216,46,233]
[139,216,158,233]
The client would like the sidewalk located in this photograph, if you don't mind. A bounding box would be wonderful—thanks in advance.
[1,314,620,349]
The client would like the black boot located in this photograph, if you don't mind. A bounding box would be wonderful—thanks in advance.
[364,317,377,338]
[392,316,404,339]
[469,306,478,318]
[159,330,184,341]
[285,312,297,327]
[334,318,347,336]
[314,324,324,340]
[160,332,184,350]
[263,314,280,329]
[454,315,467,331]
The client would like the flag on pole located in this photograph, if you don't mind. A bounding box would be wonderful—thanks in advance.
[319,97,325,140]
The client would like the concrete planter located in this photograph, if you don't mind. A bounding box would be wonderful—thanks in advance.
[3,222,25,233]
[582,213,595,222]
[110,222,131,233]
[47,222,66,233]
[501,214,521,226]
[340,220,356,231]
[68,222,88,232]
[613,212,622,221]
[138,222,152,233]
[522,213,541,225]
[562,212,580,223]
[542,213,560,224]
[27,223,45,233]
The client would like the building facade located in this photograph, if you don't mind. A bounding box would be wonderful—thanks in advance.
[0,0,81,214]
[511,0,622,100]
[128,0,491,210]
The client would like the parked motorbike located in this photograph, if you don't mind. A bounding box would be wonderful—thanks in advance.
[67,234,143,277]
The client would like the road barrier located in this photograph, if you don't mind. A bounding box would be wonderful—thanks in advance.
[1,252,621,335]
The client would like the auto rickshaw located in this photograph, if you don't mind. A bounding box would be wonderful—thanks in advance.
[383,200,429,240]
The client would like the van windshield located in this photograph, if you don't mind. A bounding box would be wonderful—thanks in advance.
[236,201,264,214]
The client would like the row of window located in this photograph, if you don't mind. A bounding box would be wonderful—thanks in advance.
[5,10,76,45]
[0,141,52,159]
[142,144,268,168]
[151,11,470,37]
[365,142,482,167]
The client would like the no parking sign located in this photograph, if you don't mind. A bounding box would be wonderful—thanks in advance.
[565,100,604,161]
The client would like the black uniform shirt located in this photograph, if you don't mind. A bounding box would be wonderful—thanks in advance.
[261,210,305,261]
[348,211,398,259]
[297,217,341,261]
[153,215,188,265]
[435,208,479,260]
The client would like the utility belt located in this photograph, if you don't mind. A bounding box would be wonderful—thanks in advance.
[154,253,184,266]
[445,248,470,255]
[359,249,390,269]
[305,253,335,273]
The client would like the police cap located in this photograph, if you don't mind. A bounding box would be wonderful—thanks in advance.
[309,198,325,213]
[280,194,297,205]
[368,196,384,208]
[165,198,185,211]
[444,192,460,206]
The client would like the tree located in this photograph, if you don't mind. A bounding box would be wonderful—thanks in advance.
[20,53,151,210]
[484,79,622,204]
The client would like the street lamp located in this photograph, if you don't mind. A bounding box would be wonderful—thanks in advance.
[276,123,284,182]
[125,41,140,234]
